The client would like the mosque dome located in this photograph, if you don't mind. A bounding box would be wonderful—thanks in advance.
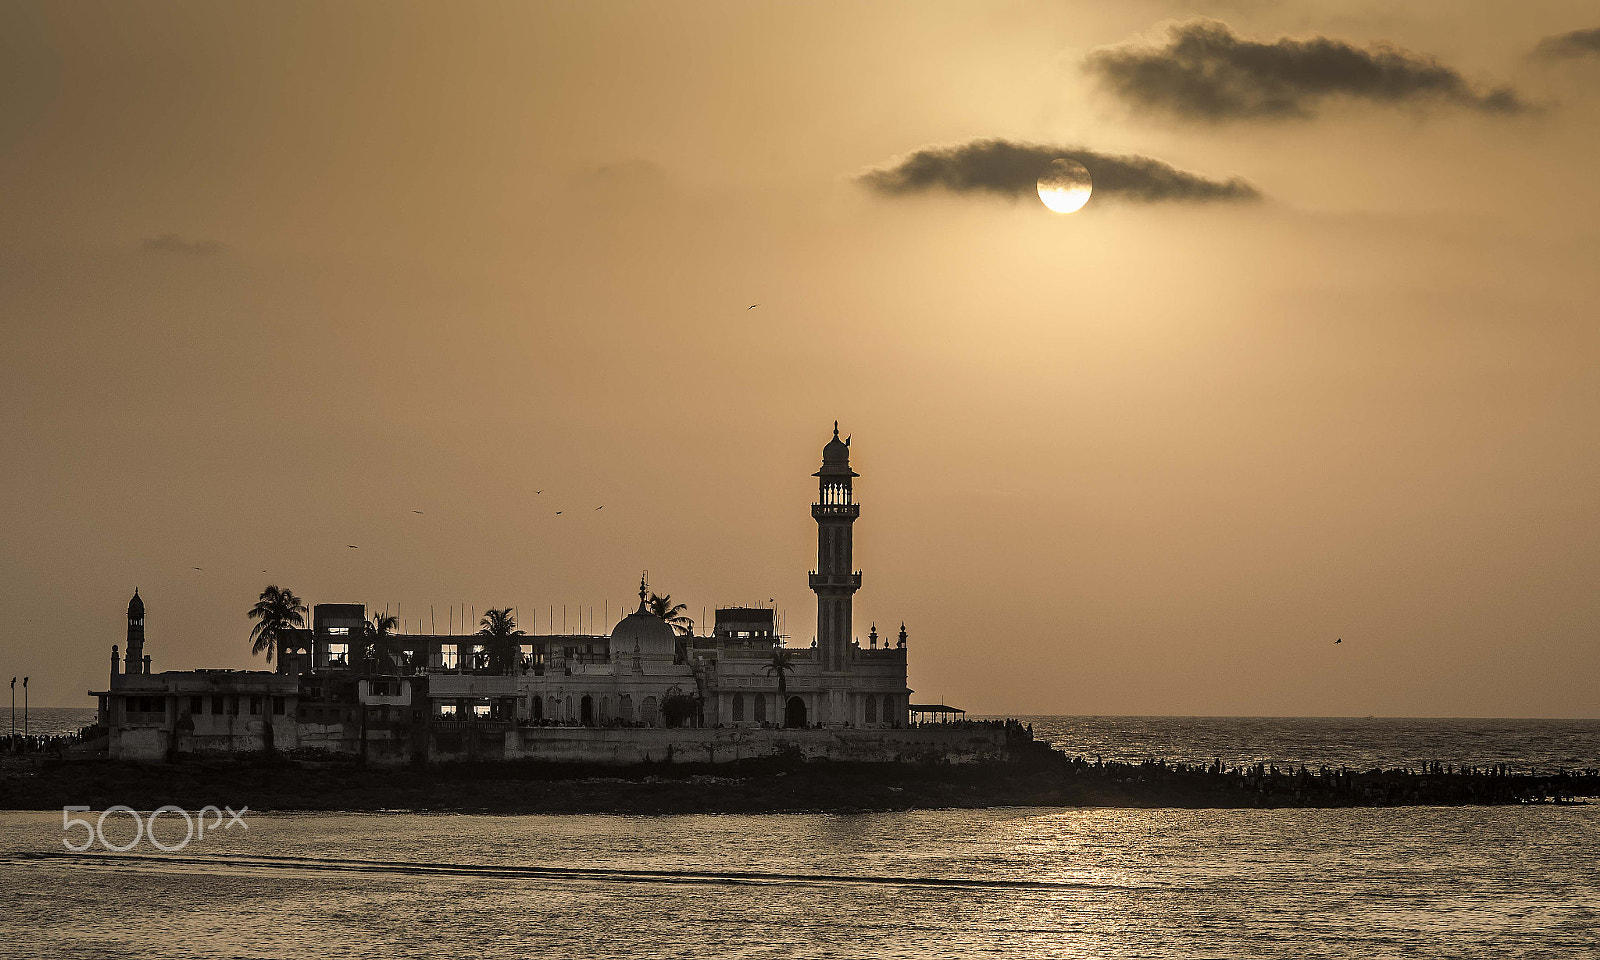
[127,589,144,619]
[822,432,849,464]
[609,600,678,659]
[815,421,858,478]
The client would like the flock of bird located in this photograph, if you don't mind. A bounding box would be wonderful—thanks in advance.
[188,485,610,579]
[179,284,1351,653]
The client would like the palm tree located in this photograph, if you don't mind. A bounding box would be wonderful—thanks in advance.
[765,647,797,725]
[477,608,525,675]
[247,585,306,665]
[361,614,401,673]
[646,592,694,636]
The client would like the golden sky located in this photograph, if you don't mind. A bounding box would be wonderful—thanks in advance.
[3,1,1599,716]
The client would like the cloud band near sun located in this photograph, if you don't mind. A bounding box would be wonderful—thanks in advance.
[1532,27,1600,60]
[1085,19,1526,122]
[858,139,1260,204]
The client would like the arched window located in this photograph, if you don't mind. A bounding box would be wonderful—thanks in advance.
[640,696,658,727]
[618,694,634,723]
[732,693,745,722]
[753,694,766,723]
[882,694,895,726]
[865,695,877,724]
[531,695,543,720]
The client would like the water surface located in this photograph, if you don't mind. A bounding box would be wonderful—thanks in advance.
[3,805,1596,958]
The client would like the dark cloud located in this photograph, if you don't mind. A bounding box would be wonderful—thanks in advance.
[1532,27,1600,60]
[858,139,1260,205]
[1085,19,1526,121]
[142,233,226,256]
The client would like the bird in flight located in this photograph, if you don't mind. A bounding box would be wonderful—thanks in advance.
[595,505,604,511]
[747,304,759,310]
[1334,638,1342,644]
[192,566,203,571]
[555,511,563,515]
[535,490,543,495]
[412,510,424,514]
[348,545,359,549]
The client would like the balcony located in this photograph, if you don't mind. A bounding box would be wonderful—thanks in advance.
[811,503,859,520]
[808,571,863,591]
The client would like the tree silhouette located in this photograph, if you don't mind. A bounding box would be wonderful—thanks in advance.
[477,608,525,674]
[765,647,798,724]
[361,614,401,673]
[662,694,699,728]
[646,592,694,636]
[247,585,306,665]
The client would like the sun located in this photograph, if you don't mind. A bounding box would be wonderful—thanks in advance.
[1036,158,1093,213]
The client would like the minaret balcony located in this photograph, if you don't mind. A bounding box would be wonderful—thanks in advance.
[808,571,863,591]
[811,503,860,520]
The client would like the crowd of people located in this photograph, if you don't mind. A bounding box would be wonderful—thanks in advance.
[1,724,101,756]
[912,717,1034,738]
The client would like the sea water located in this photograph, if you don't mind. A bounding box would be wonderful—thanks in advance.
[1011,715,1600,774]
[1,806,1597,958]
[4,715,1598,957]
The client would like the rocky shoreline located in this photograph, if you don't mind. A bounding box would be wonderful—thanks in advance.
[2,746,1595,814]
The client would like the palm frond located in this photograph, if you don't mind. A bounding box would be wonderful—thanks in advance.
[245,584,306,665]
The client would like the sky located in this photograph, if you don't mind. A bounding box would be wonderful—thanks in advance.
[3,0,1599,717]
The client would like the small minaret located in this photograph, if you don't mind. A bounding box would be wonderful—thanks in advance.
[124,589,146,676]
[809,422,861,674]
[897,622,907,650]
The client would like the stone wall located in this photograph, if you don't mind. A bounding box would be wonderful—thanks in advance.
[428,725,1012,765]
[113,713,1015,767]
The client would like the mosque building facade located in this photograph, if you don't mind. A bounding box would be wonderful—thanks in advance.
[424,424,909,732]
[92,427,1006,764]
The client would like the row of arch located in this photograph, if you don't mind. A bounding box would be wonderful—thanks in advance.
[530,693,662,726]
[819,481,853,505]
[728,693,899,727]
[731,692,808,728]
[521,691,901,727]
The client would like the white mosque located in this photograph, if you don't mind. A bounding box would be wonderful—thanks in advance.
[93,426,978,764]
[424,422,912,730]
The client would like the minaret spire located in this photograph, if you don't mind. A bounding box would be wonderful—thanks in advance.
[638,571,648,610]
[125,588,146,676]
[810,423,861,688]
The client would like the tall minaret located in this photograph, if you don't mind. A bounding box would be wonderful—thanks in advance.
[809,422,860,675]
[124,589,145,675]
